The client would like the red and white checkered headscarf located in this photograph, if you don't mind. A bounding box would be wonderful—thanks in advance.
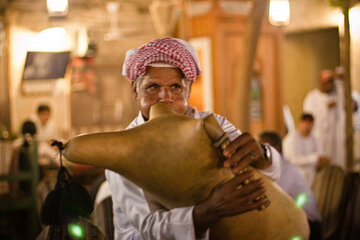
[122,38,201,82]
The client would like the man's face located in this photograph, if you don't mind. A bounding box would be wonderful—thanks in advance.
[38,111,50,125]
[319,78,334,93]
[319,72,335,93]
[299,119,313,136]
[131,67,191,120]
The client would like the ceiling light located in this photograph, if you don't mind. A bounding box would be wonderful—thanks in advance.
[47,0,69,18]
[269,0,290,26]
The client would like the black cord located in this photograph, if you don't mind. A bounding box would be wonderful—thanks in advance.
[51,140,64,167]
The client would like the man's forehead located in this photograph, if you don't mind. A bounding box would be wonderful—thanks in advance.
[319,71,334,83]
[142,68,184,82]
[39,111,50,115]
[141,75,185,85]
[145,66,183,75]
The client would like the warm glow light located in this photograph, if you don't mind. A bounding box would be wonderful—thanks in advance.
[336,6,360,36]
[39,27,66,38]
[336,12,344,25]
[269,0,290,26]
[68,223,85,238]
[295,193,307,208]
[77,28,89,57]
[350,6,360,34]
[35,27,69,51]
[47,0,69,17]
[39,27,67,46]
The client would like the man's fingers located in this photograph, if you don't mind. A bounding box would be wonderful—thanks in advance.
[224,146,252,168]
[225,147,260,174]
[223,134,262,172]
[231,158,252,174]
[223,132,253,157]
[227,171,254,188]
[238,198,270,214]
[205,174,268,219]
[235,181,266,202]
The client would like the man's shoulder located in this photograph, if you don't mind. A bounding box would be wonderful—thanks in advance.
[126,112,145,129]
[187,106,226,122]
[281,158,306,182]
[198,110,223,120]
[282,158,297,170]
[283,131,297,142]
[198,111,231,129]
[305,88,321,98]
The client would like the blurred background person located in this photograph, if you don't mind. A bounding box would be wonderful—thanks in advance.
[334,66,360,169]
[303,69,345,169]
[283,113,330,186]
[352,90,360,169]
[32,104,59,170]
[259,131,322,240]
[33,104,57,144]
[11,120,39,195]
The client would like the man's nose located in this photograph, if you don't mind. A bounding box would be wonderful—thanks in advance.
[158,87,172,102]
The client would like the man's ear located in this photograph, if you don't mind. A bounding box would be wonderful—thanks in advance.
[187,82,193,99]
[131,81,138,99]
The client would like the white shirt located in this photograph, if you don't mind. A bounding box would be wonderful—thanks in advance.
[276,157,321,222]
[352,90,360,132]
[105,106,281,240]
[303,81,346,169]
[33,117,58,143]
[32,117,59,165]
[283,130,319,186]
[352,91,360,167]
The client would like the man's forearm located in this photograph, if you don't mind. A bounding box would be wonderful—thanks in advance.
[193,201,218,238]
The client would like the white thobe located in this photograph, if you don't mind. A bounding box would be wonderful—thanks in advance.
[33,117,58,143]
[283,131,320,186]
[105,105,281,240]
[352,90,360,164]
[32,117,59,165]
[303,81,346,169]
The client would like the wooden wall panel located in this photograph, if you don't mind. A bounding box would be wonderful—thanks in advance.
[257,32,283,133]
[187,2,284,136]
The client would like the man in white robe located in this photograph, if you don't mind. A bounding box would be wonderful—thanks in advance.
[32,104,60,168]
[283,113,330,186]
[352,90,360,168]
[105,37,282,240]
[259,131,322,240]
[303,70,346,169]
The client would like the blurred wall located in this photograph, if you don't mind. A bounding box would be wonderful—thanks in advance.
[7,19,73,137]
[0,18,10,129]
[5,4,157,137]
[283,28,340,127]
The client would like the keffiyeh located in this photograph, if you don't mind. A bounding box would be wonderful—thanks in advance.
[122,38,201,82]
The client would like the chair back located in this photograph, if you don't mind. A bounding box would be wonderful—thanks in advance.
[340,172,360,240]
[312,165,348,239]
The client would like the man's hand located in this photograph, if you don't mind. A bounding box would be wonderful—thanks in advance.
[317,156,330,171]
[328,100,337,108]
[193,170,268,237]
[223,132,272,174]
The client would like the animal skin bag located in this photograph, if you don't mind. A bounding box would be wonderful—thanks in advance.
[62,102,309,240]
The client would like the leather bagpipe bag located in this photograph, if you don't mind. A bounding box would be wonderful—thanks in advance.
[63,103,310,240]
